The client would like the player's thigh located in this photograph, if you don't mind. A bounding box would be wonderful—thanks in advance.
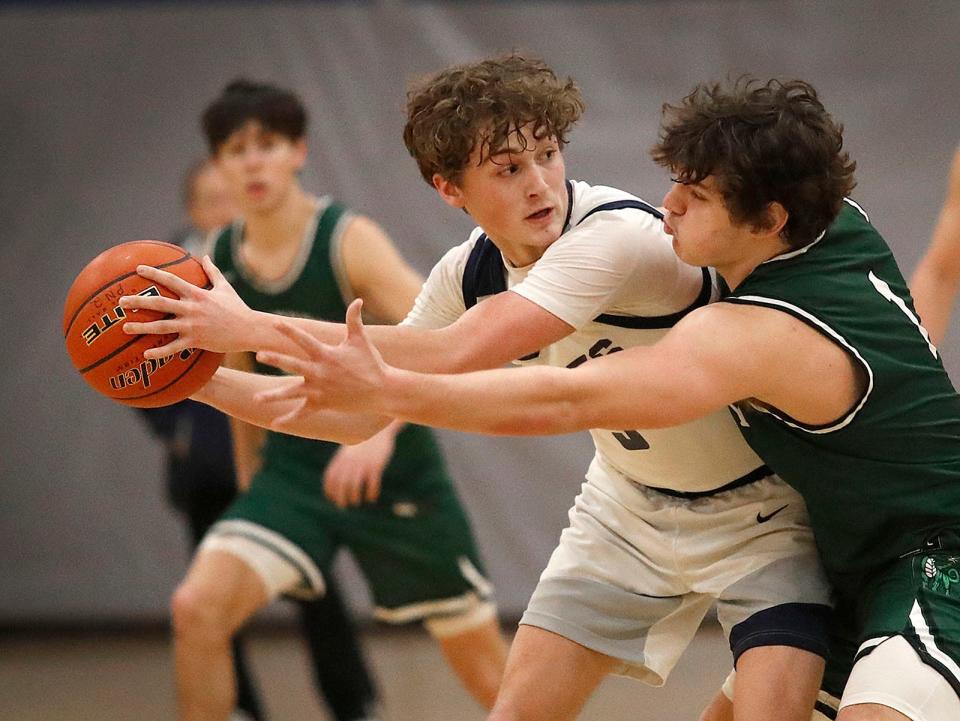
[819,545,960,721]
[521,466,713,686]
[734,645,825,721]
[347,487,493,624]
[837,636,960,721]
[490,625,617,721]
[206,475,337,602]
[706,476,832,663]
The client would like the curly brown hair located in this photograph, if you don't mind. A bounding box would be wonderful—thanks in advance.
[403,54,585,185]
[651,77,857,248]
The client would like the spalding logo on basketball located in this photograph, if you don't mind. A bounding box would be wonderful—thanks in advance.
[63,240,224,408]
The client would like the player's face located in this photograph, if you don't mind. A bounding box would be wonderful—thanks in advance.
[661,176,760,271]
[189,164,238,234]
[434,126,568,267]
[214,120,306,216]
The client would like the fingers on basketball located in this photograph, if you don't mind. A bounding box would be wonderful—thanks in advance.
[63,240,223,407]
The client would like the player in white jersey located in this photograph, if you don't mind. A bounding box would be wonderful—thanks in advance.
[122,55,831,721]
[408,178,767,491]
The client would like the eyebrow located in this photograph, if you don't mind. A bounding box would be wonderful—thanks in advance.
[485,140,557,165]
[486,146,523,160]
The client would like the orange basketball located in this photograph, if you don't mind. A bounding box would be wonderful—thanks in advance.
[63,240,224,408]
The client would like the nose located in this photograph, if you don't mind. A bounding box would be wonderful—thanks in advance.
[241,146,265,169]
[527,166,549,197]
[662,184,681,214]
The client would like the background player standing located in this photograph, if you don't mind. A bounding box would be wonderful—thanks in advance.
[138,158,380,721]
[163,80,507,721]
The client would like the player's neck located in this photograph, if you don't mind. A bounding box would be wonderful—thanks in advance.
[719,236,791,290]
[243,185,317,250]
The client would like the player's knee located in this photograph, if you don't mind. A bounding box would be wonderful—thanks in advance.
[170,582,233,643]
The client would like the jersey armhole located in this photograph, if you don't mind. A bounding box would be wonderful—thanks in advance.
[722,295,874,434]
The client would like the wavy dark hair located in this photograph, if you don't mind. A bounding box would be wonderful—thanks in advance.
[403,54,585,185]
[652,77,857,247]
[202,79,306,153]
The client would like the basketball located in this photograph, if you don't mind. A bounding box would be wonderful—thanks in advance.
[63,240,224,408]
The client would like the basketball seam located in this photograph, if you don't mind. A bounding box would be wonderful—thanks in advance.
[117,348,213,405]
[62,250,191,338]
[77,316,175,375]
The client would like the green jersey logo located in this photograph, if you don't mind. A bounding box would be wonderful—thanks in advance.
[921,555,960,596]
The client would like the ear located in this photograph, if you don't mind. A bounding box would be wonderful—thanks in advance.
[762,201,789,238]
[432,174,467,210]
[292,138,308,171]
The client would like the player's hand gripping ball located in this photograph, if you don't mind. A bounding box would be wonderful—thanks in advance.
[63,240,224,407]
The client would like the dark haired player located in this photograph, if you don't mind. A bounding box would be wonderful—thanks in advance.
[137,158,380,721]
[124,61,833,721]
[261,78,960,721]
[148,80,508,721]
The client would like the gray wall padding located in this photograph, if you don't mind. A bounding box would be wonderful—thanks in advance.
[2,0,959,622]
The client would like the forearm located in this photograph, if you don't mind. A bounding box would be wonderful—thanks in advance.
[375,364,626,437]
[912,211,960,346]
[260,314,479,373]
[910,266,958,347]
[195,367,390,444]
[229,415,263,491]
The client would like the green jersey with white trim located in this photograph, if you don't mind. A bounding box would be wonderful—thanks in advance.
[213,198,450,499]
[725,200,960,598]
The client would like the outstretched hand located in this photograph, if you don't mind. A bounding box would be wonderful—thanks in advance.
[119,256,253,358]
[254,299,392,430]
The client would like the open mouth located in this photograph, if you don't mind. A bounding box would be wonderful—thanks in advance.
[526,207,552,221]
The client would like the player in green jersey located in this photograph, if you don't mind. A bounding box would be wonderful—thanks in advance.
[911,147,960,345]
[140,158,380,721]
[251,78,960,721]
[159,80,507,721]
[123,60,838,721]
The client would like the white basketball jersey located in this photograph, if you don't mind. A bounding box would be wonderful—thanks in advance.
[404,180,765,492]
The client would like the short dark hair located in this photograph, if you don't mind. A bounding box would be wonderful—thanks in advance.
[202,79,307,153]
[652,77,857,247]
[403,54,585,185]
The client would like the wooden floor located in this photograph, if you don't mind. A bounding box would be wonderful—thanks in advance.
[0,621,731,721]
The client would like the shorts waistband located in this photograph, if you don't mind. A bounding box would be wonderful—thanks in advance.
[644,465,774,500]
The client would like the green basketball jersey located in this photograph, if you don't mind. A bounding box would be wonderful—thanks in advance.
[724,199,960,598]
[213,198,450,499]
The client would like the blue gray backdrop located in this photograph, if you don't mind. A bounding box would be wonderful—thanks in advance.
[2,0,959,623]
